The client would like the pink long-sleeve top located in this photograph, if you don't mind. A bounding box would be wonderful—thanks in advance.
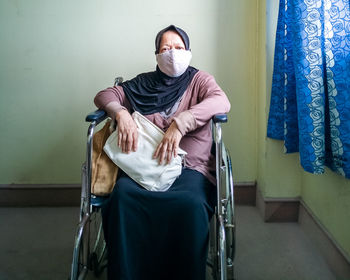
[94,70,231,185]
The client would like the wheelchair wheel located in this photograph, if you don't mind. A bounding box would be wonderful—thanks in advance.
[210,208,235,280]
[71,214,89,280]
[209,148,236,280]
[225,150,235,280]
[88,206,107,277]
[71,208,107,280]
[225,223,235,280]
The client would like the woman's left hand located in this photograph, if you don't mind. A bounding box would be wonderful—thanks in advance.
[153,121,182,164]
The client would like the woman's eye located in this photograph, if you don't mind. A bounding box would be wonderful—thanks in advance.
[175,46,184,50]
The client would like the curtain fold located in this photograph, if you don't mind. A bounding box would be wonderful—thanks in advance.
[267,0,350,178]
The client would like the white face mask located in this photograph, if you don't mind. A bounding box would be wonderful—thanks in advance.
[156,49,192,77]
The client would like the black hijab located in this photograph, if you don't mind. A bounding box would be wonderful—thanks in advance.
[121,25,198,115]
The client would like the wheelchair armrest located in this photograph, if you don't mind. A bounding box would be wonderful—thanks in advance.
[212,114,228,123]
[86,111,227,124]
[85,109,108,123]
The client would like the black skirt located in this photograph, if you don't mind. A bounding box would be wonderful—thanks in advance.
[102,168,216,280]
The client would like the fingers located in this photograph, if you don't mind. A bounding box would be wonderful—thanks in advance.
[159,143,168,164]
[153,140,178,164]
[118,128,138,154]
[132,130,138,152]
[118,132,122,148]
[121,132,128,153]
[166,143,173,164]
[116,110,138,154]
[126,132,133,153]
[153,122,182,164]
[153,142,161,160]
[158,143,168,165]
[153,142,167,165]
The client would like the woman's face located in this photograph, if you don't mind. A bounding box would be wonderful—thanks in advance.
[159,31,186,53]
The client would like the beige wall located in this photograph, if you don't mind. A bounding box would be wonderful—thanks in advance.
[215,0,258,182]
[257,0,302,199]
[0,0,258,184]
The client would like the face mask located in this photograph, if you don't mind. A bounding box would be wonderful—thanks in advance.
[156,49,192,77]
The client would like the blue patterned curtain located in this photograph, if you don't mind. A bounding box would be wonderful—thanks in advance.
[267,0,350,178]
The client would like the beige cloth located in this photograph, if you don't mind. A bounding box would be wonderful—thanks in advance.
[91,120,118,195]
[103,111,187,192]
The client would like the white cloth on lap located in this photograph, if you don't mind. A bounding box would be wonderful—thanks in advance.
[104,111,187,192]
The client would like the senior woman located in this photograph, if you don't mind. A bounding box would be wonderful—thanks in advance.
[94,25,231,280]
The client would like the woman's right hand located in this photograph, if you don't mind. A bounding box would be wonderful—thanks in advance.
[115,110,138,153]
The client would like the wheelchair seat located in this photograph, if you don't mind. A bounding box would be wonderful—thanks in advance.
[90,195,109,208]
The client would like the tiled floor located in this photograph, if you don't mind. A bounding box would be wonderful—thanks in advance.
[0,206,337,280]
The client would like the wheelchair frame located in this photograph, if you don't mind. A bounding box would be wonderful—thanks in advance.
[71,78,235,280]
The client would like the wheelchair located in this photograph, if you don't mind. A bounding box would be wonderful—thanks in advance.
[70,77,236,280]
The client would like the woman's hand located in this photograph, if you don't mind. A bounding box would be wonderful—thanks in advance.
[153,121,182,164]
[116,110,138,153]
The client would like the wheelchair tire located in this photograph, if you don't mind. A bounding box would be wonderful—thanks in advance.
[77,236,88,280]
[88,207,107,278]
[225,220,235,280]
[71,214,89,280]
[71,208,107,280]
